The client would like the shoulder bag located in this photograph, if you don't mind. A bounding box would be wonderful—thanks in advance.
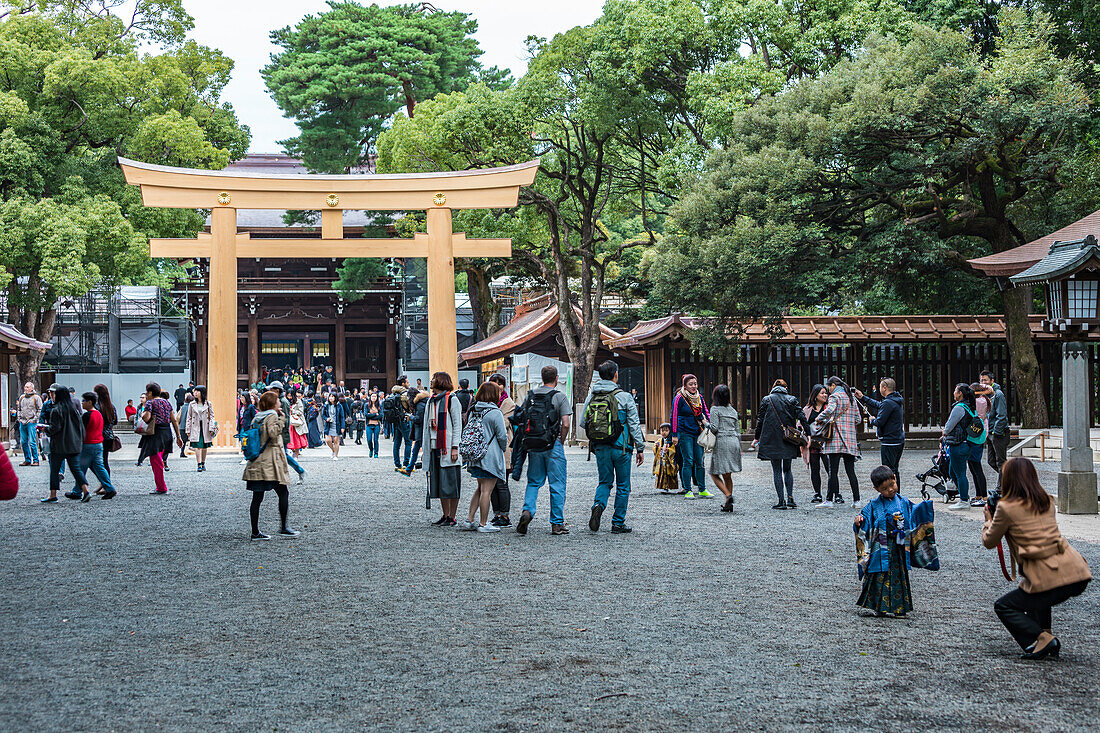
[770,395,807,448]
[698,422,717,452]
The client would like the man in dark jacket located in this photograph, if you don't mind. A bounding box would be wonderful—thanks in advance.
[979,370,1009,490]
[855,378,905,487]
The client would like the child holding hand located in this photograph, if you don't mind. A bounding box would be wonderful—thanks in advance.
[854,466,917,617]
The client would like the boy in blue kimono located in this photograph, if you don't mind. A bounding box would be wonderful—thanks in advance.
[854,466,916,617]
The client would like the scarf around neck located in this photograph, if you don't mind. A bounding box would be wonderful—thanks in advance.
[680,387,703,416]
[433,392,451,454]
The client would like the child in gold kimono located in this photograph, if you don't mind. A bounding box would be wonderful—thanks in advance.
[653,423,679,493]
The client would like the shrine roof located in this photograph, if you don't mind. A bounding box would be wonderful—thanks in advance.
[459,301,627,365]
[1010,236,1100,285]
[607,314,1055,348]
[0,322,50,354]
[969,209,1100,277]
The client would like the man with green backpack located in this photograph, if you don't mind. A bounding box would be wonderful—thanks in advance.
[581,360,646,534]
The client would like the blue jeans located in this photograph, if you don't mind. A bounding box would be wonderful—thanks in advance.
[392,420,412,467]
[523,440,567,526]
[18,422,38,462]
[365,424,380,456]
[285,448,304,476]
[592,445,632,525]
[405,435,423,471]
[78,443,114,493]
[947,441,972,501]
[678,432,704,491]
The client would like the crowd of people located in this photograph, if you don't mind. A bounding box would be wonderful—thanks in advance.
[6,360,1091,660]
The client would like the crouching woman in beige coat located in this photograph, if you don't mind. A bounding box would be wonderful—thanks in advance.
[244,391,299,540]
[982,457,1091,660]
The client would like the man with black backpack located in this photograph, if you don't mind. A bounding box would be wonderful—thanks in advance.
[515,365,572,535]
[384,376,413,470]
[582,360,646,534]
[455,379,475,420]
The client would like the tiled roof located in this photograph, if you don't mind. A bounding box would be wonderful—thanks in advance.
[970,209,1100,277]
[0,322,50,353]
[607,314,1057,348]
[1010,236,1100,285]
[459,301,625,365]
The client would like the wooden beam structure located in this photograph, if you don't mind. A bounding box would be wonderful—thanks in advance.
[121,156,539,448]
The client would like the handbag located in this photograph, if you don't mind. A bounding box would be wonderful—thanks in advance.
[769,395,807,448]
[698,425,717,452]
[134,415,151,436]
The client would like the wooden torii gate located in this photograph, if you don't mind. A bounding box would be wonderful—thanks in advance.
[119,157,539,447]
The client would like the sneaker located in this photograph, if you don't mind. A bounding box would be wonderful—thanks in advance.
[947,500,970,510]
[772,502,789,510]
[970,498,987,507]
[516,510,532,535]
[589,505,604,532]
[239,459,248,465]
[459,520,479,531]
[394,466,402,472]
[833,495,845,505]
[298,471,306,485]
[251,532,271,541]
[851,499,865,510]
[397,467,411,476]
[278,527,300,537]
[551,523,569,535]
[611,524,632,534]
[63,491,82,501]
[444,517,458,527]
[477,524,501,533]
[497,515,512,527]
[40,496,57,503]
[811,494,823,504]
[332,456,338,462]
[101,491,116,500]
[684,491,698,500]
[431,515,449,527]
[697,489,714,498]
[787,499,798,509]
[814,499,835,508]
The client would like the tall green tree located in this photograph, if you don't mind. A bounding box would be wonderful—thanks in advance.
[653,11,1096,426]
[0,1,250,384]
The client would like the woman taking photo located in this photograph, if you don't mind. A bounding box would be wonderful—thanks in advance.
[803,385,828,505]
[706,384,742,513]
[364,391,382,458]
[942,383,984,511]
[753,379,808,509]
[671,374,712,500]
[461,381,509,533]
[244,390,298,540]
[982,457,1091,659]
[815,376,862,508]
[186,385,217,472]
[41,384,83,503]
[306,393,323,448]
[138,382,184,495]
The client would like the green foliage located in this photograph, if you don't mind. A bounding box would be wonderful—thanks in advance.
[263,2,504,174]
[0,1,249,376]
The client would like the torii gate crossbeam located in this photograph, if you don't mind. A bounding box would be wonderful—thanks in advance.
[120,157,539,448]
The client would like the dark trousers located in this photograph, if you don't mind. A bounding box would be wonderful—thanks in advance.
[770,459,793,503]
[879,443,904,490]
[809,452,823,496]
[490,476,510,515]
[987,432,1010,489]
[250,485,289,534]
[49,452,82,495]
[994,580,1089,650]
[828,453,860,501]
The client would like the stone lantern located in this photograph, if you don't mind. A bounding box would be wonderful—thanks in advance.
[1011,235,1100,514]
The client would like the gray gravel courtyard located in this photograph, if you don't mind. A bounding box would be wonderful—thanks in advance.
[2,439,1098,732]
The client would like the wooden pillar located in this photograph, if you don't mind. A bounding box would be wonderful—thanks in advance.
[209,207,237,447]
[247,316,259,385]
[196,319,208,386]
[385,321,397,386]
[334,320,346,383]
[303,335,311,371]
[426,207,457,382]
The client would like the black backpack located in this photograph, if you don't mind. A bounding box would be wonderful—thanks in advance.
[521,389,561,452]
[382,393,404,424]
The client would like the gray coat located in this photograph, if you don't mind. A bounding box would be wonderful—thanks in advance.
[466,401,509,481]
[707,405,743,474]
[422,391,463,468]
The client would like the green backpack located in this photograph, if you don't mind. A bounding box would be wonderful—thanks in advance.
[585,389,624,445]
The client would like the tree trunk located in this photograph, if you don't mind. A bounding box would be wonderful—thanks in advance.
[1001,283,1048,428]
[463,265,501,340]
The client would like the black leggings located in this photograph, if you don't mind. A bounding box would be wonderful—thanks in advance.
[490,476,510,515]
[250,486,289,534]
[809,453,824,496]
[994,580,1089,650]
[770,459,793,503]
[827,453,860,501]
[968,459,988,498]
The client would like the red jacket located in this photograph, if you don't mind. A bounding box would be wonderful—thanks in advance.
[0,449,18,500]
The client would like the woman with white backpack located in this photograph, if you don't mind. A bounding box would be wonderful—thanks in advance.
[459,381,509,533]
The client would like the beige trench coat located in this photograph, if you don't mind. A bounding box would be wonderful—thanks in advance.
[242,412,289,485]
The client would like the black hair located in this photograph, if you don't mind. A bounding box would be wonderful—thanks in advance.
[145,381,161,397]
[81,392,97,403]
[459,378,470,389]
[488,373,507,387]
[980,369,995,381]
[597,360,619,380]
[871,466,897,489]
[541,365,558,384]
[805,384,826,410]
[711,383,731,407]
[954,383,976,411]
[193,385,208,404]
[826,376,856,407]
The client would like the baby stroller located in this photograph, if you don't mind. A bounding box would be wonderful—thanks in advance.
[915,440,958,502]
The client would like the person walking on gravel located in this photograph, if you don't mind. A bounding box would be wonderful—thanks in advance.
[139,382,184,495]
[245,391,299,540]
[671,374,712,499]
[488,373,516,527]
[582,360,646,534]
[460,381,509,533]
[269,382,305,484]
[706,384,742,513]
[41,384,83,504]
[16,382,42,466]
[815,376,863,508]
[515,365,572,536]
[186,385,216,473]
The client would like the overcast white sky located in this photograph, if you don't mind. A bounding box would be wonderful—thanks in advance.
[180,0,603,152]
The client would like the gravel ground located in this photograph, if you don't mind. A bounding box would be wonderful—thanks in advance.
[2,440,1098,732]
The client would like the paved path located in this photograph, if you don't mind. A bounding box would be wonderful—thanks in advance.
[2,441,1098,731]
